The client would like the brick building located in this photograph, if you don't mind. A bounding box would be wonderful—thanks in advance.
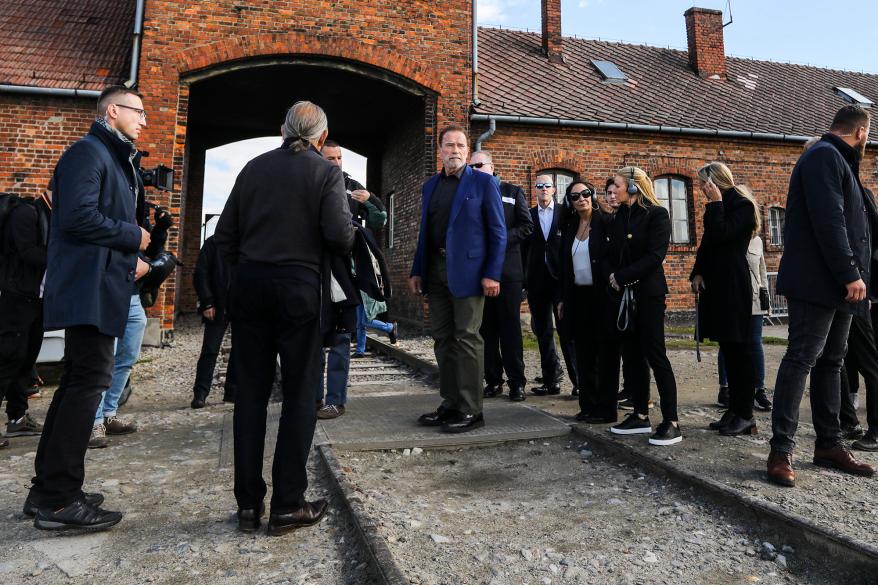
[1,1,876,333]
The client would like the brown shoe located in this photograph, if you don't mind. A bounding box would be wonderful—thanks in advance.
[267,499,328,536]
[813,444,876,477]
[317,405,345,420]
[104,416,137,435]
[767,450,795,487]
[88,424,109,449]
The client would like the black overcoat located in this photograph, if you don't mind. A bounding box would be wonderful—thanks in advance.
[691,188,756,342]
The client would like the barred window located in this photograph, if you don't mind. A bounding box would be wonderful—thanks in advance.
[653,175,691,244]
[768,207,785,247]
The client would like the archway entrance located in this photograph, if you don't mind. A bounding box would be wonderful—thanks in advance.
[176,57,437,316]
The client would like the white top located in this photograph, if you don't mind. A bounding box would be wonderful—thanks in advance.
[572,237,593,285]
[538,200,555,240]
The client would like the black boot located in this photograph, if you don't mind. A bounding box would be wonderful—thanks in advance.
[191,391,208,409]
[708,410,735,430]
[719,415,757,436]
[508,384,526,402]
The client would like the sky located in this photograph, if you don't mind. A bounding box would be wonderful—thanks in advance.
[202,0,878,231]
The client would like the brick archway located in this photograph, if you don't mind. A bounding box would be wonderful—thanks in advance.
[175,33,443,94]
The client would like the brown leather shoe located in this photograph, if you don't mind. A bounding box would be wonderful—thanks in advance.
[104,416,137,435]
[267,499,328,536]
[813,444,876,477]
[767,450,795,487]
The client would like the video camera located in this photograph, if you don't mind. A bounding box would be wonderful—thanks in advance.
[137,151,174,192]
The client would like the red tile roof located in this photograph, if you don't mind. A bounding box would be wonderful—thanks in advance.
[0,0,135,91]
[477,27,878,141]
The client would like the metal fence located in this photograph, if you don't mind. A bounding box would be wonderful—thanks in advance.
[766,271,788,321]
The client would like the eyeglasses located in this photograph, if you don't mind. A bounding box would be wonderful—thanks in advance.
[535,183,554,190]
[114,104,146,120]
[469,162,491,169]
[569,190,593,201]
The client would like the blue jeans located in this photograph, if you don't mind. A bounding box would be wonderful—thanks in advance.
[718,314,765,388]
[95,294,147,425]
[317,333,350,406]
[356,305,393,354]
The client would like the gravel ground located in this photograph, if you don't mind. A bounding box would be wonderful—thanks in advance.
[0,316,378,585]
[338,437,830,585]
[390,335,878,555]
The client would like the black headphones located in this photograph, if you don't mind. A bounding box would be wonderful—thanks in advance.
[626,168,639,195]
[565,181,597,210]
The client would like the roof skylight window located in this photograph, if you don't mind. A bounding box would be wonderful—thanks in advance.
[835,87,873,108]
[591,60,627,83]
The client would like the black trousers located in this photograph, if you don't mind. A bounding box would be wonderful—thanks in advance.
[481,280,526,387]
[30,326,114,508]
[0,292,43,421]
[567,285,599,415]
[230,265,322,513]
[193,311,237,398]
[719,337,756,420]
[527,290,578,387]
[840,311,878,432]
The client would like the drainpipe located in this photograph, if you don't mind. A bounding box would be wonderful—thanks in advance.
[474,116,496,151]
[472,0,480,107]
[125,0,146,88]
[0,0,145,97]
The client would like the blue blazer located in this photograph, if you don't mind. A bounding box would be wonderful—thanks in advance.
[410,165,506,298]
[44,122,143,338]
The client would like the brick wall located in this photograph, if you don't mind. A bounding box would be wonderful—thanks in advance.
[684,7,726,79]
[470,121,878,313]
[0,95,95,195]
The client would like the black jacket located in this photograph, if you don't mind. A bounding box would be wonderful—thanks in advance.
[497,181,533,283]
[558,210,610,307]
[193,235,230,316]
[43,121,143,338]
[776,133,877,317]
[345,173,386,231]
[602,201,671,298]
[0,196,50,299]
[523,202,563,297]
[691,188,757,342]
[214,143,355,272]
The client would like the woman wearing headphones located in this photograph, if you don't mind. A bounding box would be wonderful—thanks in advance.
[600,166,681,446]
[691,162,761,436]
[557,178,609,421]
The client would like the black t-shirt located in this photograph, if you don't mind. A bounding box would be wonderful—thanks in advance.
[427,172,460,252]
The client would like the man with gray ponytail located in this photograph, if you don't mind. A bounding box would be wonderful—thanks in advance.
[214,101,354,534]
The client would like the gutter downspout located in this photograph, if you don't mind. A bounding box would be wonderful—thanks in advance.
[470,113,878,147]
[0,0,145,98]
[474,116,496,151]
[472,1,480,107]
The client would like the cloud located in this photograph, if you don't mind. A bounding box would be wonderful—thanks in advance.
[477,0,509,23]
[202,136,279,216]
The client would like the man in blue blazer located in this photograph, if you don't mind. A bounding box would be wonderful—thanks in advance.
[27,86,152,532]
[409,125,506,432]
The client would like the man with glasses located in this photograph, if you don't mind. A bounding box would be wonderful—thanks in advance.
[522,175,578,396]
[27,85,153,531]
[469,151,533,402]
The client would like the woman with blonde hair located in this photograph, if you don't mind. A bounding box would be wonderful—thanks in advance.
[597,166,681,446]
[691,161,761,436]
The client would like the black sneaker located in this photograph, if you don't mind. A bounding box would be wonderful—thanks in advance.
[6,413,42,437]
[649,421,682,446]
[842,424,866,440]
[716,386,729,408]
[754,388,772,411]
[24,492,105,518]
[388,322,399,345]
[610,413,652,435]
[34,500,123,532]
[852,431,878,452]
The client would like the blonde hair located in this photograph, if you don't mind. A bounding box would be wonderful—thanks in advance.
[697,162,761,235]
[615,166,659,208]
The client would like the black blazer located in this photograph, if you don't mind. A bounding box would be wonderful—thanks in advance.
[558,210,609,307]
[602,201,671,298]
[691,188,756,342]
[193,235,230,315]
[523,202,563,297]
[777,133,877,318]
[498,181,533,283]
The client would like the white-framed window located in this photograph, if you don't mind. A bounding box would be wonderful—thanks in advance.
[653,175,691,244]
[768,206,785,247]
[536,169,576,204]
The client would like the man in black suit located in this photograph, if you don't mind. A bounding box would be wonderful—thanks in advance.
[522,174,578,396]
[470,151,533,401]
[768,105,877,487]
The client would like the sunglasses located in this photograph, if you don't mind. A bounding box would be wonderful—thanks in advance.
[535,183,554,190]
[569,189,594,201]
[469,162,490,169]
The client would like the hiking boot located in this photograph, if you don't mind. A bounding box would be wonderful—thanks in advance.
[104,416,137,436]
[6,413,42,437]
[388,322,399,345]
[88,424,108,449]
[317,404,346,420]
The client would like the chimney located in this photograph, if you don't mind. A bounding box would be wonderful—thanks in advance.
[684,7,726,79]
[541,0,564,64]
